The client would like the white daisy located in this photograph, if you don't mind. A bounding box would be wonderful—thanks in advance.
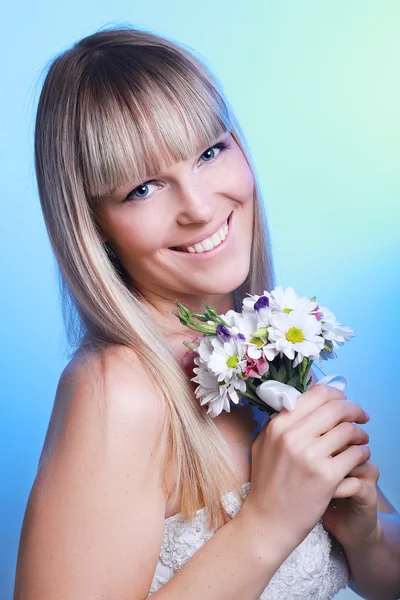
[208,336,248,382]
[242,286,318,320]
[192,358,245,417]
[267,309,324,368]
[267,285,318,316]
[319,306,355,348]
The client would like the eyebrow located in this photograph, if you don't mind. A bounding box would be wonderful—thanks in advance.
[104,131,230,199]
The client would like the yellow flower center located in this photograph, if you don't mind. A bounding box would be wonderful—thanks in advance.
[250,337,264,347]
[283,307,293,314]
[286,327,304,343]
[226,355,239,368]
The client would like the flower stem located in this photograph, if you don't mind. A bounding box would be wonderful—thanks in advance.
[247,379,258,392]
[240,390,260,402]
[240,391,276,417]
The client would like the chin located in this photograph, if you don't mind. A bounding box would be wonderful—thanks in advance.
[190,261,251,297]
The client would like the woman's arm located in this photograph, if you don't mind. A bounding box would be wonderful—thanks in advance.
[346,496,400,600]
[308,367,400,599]
[13,346,298,600]
[151,504,299,600]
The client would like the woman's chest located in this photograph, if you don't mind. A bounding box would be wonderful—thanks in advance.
[164,400,266,519]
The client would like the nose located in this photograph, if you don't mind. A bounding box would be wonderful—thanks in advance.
[174,180,216,226]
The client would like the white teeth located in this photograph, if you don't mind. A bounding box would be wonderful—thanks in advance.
[202,238,214,251]
[210,232,222,246]
[180,220,229,253]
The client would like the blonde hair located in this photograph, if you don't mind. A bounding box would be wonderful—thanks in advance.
[34,25,275,530]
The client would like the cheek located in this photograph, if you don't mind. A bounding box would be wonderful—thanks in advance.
[226,154,255,204]
[113,210,170,258]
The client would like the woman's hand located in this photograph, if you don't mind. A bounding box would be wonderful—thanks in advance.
[242,384,372,553]
[322,458,381,549]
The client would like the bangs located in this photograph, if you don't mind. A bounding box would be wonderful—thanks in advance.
[76,44,232,201]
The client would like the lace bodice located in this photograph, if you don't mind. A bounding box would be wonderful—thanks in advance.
[148,482,350,598]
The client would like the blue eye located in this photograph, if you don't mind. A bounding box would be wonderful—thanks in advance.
[126,182,160,200]
[200,141,230,162]
[123,140,230,203]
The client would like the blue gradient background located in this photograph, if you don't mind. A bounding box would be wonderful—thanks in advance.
[1,2,399,598]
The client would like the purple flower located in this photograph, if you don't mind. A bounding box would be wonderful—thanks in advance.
[236,333,246,341]
[254,296,270,312]
[216,324,231,342]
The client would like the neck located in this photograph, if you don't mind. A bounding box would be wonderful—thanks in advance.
[139,287,236,340]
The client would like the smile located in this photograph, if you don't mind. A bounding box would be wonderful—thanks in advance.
[170,212,233,257]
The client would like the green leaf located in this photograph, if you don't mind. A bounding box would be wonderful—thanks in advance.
[268,361,287,383]
[286,376,301,388]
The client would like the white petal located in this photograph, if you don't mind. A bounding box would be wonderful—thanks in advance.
[247,344,262,359]
[292,353,302,368]
[263,344,278,361]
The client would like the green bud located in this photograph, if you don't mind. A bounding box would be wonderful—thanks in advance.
[197,323,218,335]
[251,327,268,338]
[176,301,192,320]
[200,303,220,320]
[191,313,209,322]
[172,311,188,327]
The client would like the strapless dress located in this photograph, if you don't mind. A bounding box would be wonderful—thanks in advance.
[147,481,350,599]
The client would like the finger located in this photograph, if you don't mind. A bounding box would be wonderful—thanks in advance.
[315,421,369,458]
[346,461,380,484]
[330,443,371,481]
[333,477,371,503]
[274,384,347,426]
[294,399,369,438]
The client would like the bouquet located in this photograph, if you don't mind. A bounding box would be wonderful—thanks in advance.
[174,285,354,418]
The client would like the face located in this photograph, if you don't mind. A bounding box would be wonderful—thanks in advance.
[96,131,255,312]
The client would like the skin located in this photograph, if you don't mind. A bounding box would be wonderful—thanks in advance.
[96,130,254,347]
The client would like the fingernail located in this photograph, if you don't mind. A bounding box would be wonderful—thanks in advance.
[365,412,370,421]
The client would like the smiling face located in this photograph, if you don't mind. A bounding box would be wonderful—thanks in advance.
[95,130,255,311]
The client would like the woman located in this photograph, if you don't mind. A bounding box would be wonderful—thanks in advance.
[14,26,400,600]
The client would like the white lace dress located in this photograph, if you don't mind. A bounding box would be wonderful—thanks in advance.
[147,481,350,599]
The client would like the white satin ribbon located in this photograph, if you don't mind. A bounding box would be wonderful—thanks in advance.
[255,373,348,413]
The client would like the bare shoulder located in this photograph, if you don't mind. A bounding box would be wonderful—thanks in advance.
[14,344,168,600]
[61,342,164,414]
[36,344,166,471]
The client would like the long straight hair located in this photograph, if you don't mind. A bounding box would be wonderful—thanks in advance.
[34,25,275,530]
